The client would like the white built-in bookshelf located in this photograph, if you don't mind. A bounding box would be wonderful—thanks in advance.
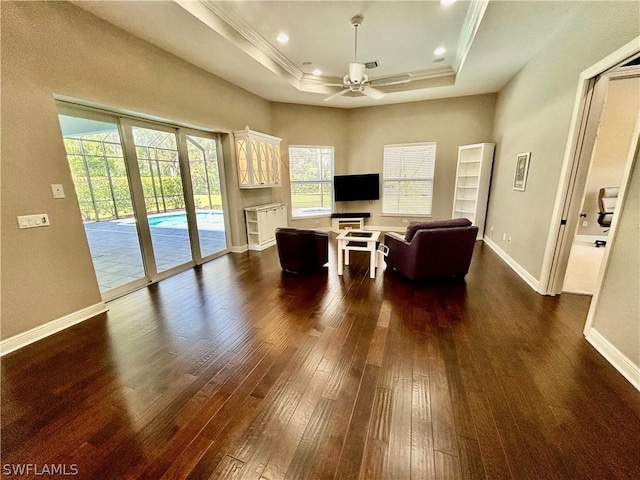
[452,143,495,239]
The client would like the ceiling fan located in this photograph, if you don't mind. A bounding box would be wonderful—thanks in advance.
[323,15,411,102]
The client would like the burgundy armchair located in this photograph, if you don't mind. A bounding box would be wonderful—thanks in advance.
[275,227,329,273]
[383,218,478,280]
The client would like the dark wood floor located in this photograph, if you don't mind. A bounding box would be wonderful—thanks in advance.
[2,240,640,479]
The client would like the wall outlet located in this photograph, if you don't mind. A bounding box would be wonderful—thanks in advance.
[17,214,50,229]
[582,220,588,227]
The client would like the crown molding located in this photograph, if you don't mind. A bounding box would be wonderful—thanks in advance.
[197,0,303,83]
[175,0,462,98]
[454,0,490,74]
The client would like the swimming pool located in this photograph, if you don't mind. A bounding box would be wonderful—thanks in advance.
[146,211,225,231]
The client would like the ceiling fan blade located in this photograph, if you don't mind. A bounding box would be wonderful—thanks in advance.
[369,74,412,87]
[361,86,385,100]
[324,89,350,102]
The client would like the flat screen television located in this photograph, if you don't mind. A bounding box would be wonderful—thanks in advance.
[334,173,380,201]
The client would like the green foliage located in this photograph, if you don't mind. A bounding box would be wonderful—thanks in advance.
[65,135,223,222]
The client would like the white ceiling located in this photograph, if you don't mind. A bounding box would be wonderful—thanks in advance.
[73,0,582,109]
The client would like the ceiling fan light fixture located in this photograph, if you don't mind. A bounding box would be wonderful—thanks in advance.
[348,63,366,83]
[322,14,411,101]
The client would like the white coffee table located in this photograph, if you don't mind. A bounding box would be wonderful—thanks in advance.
[336,230,381,279]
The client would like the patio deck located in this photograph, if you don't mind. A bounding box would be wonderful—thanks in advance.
[84,220,227,291]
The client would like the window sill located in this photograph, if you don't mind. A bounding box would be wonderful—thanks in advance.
[291,213,332,220]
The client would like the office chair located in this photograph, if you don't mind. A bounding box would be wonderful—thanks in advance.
[595,187,619,247]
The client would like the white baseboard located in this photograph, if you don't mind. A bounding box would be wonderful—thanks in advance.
[483,235,540,292]
[231,244,248,253]
[0,302,108,356]
[586,328,640,392]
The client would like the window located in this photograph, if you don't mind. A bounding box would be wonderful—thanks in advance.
[289,146,334,218]
[382,142,436,215]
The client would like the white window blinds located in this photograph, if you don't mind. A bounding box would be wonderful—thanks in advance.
[382,142,436,215]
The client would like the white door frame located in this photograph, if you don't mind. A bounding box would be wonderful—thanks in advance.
[538,37,640,296]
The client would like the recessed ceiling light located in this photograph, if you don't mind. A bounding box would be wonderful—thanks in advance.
[440,0,456,5]
[312,69,322,76]
[434,46,446,56]
[276,32,289,43]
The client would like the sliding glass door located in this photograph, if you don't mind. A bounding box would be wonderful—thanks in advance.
[58,104,229,299]
[130,125,192,274]
[184,134,228,259]
[58,112,148,297]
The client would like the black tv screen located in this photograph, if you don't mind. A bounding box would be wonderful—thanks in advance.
[334,173,380,201]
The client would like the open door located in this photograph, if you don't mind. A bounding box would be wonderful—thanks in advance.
[539,42,640,296]
[562,76,640,295]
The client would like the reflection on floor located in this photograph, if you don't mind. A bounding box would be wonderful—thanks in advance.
[563,237,606,295]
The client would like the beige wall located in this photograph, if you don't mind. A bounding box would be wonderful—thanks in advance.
[0,1,273,339]
[272,95,496,230]
[591,143,639,370]
[271,103,350,230]
[578,77,640,236]
[486,1,640,279]
[348,95,497,229]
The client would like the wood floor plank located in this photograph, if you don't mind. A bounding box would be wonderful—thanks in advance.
[379,305,414,480]
[185,396,263,480]
[3,243,640,480]
[283,396,335,480]
[335,363,379,480]
[456,435,486,480]
[358,437,387,480]
[260,370,330,480]
[435,451,462,480]
[411,417,436,480]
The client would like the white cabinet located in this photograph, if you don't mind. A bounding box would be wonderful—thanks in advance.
[331,217,364,233]
[234,127,282,188]
[245,203,288,251]
[452,143,495,239]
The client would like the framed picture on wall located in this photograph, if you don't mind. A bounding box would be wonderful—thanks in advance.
[513,152,531,191]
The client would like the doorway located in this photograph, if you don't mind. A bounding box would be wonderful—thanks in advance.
[562,76,640,295]
[538,42,640,298]
[58,104,230,300]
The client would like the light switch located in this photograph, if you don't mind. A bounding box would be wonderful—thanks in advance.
[51,184,66,199]
[17,214,50,229]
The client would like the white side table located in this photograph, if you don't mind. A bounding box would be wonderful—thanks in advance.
[336,230,381,279]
